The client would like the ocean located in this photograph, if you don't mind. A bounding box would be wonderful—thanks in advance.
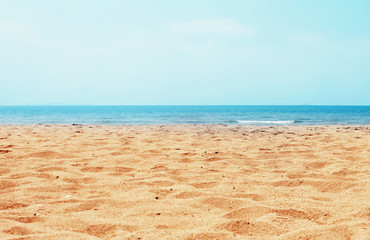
[0,105,369,125]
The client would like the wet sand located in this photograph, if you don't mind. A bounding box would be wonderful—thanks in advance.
[0,124,369,239]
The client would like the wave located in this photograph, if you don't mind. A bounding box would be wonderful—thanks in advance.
[237,120,295,125]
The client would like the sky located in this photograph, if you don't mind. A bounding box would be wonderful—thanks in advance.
[0,0,369,105]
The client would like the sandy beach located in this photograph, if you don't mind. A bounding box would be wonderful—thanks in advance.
[0,124,369,239]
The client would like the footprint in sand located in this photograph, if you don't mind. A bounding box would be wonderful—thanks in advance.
[27,150,76,159]
[36,166,68,172]
[224,206,273,219]
[0,180,17,190]
[231,193,266,201]
[0,202,29,210]
[3,226,35,236]
[191,182,219,189]
[285,225,355,239]
[175,191,203,199]
[6,216,44,224]
[0,168,11,175]
[202,197,242,210]
[185,233,228,240]
[75,224,118,239]
[0,149,11,153]
[65,199,110,213]
[221,220,282,236]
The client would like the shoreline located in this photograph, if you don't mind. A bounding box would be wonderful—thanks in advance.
[0,124,369,239]
[1,123,370,126]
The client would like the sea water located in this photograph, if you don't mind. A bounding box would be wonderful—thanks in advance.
[0,105,369,125]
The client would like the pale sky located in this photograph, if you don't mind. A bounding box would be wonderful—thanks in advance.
[1,0,369,105]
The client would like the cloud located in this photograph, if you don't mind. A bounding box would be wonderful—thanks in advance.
[291,32,329,46]
[163,19,253,36]
[0,19,39,43]
[0,18,99,58]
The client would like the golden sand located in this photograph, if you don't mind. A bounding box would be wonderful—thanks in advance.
[0,124,369,239]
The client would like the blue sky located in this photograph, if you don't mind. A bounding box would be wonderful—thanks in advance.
[0,0,369,105]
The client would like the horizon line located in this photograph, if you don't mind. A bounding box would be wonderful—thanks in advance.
[1,104,369,107]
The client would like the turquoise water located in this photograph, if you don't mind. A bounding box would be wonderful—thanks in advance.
[0,106,369,125]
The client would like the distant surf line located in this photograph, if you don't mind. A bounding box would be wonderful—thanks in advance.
[237,120,295,125]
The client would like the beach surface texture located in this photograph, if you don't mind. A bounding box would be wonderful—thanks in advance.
[0,124,369,239]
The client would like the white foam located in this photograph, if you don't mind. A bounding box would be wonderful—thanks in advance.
[237,120,294,124]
